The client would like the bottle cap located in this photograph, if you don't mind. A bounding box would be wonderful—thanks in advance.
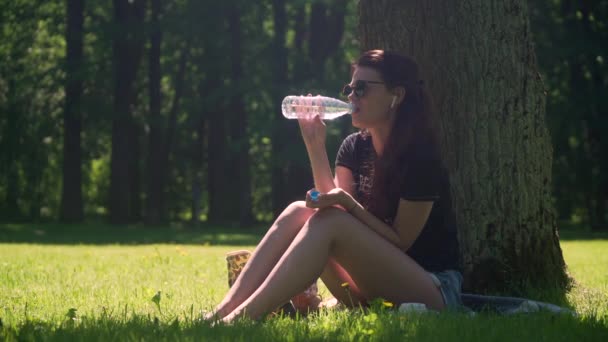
[310,190,320,202]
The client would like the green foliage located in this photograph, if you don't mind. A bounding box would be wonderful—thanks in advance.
[0,0,360,223]
[0,0,602,227]
[0,0,65,220]
[529,0,608,226]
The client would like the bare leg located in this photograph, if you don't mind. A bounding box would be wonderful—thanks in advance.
[209,201,314,319]
[223,207,444,321]
[320,258,366,307]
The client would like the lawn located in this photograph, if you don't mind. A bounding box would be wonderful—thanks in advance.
[1,223,607,341]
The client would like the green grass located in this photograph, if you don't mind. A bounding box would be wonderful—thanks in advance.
[1,223,607,341]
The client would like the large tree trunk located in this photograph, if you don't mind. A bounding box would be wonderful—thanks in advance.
[109,0,145,224]
[358,0,569,293]
[60,0,84,222]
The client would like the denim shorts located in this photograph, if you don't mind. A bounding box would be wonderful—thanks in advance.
[429,270,463,309]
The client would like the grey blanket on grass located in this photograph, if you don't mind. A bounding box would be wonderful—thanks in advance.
[460,293,576,315]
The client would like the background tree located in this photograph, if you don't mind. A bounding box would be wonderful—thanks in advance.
[1,0,600,273]
[530,0,608,231]
[60,0,85,222]
[144,0,164,225]
[358,0,569,293]
[109,0,146,224]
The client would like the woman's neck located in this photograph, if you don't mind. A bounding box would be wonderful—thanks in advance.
[368,123,392,157]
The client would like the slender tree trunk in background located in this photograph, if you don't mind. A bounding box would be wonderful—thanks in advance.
[129,122,142,222]
[145,0,163,225]
[280,1,311,212]
[109,0,145,224]
[227,5,252,226]
[309,2,329,78]
[161,43,188,220]
[4,81,22,220]
[309,1,346,81]
[359,0,569,293]
[206,51,230,223]
[270,0,289,217]
[191,114,205,225]
[60,0,84,222]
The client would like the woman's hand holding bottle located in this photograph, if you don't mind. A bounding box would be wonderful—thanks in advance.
[305,188,356,211]
[297,94,327,148]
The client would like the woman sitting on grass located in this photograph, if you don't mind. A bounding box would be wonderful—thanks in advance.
[209,49,462,323]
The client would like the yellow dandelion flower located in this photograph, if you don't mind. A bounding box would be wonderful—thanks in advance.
[383,301,394,308]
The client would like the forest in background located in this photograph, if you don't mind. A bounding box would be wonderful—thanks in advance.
[0,0,606,229]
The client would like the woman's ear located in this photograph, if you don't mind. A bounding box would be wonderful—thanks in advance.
[391,87,406,108]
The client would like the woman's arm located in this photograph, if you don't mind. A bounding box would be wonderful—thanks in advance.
[330,166,401,247]
[298,113,335,193]
[334,166,433,250]
[305,142,335,193]
[347,198,433,251]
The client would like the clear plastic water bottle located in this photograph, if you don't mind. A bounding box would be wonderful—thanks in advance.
[282,95,352,120]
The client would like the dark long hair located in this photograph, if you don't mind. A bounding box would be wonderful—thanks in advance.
[355,50,441,220]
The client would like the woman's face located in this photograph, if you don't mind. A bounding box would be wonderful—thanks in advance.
[346,66,395,129]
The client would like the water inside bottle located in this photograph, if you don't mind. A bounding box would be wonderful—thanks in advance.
[282,96,352,120]
[284,104,348,120]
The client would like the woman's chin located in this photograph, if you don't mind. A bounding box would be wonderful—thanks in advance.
[351,116,368,129]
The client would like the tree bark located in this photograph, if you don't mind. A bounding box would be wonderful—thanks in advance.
[358,0,569,293]
[109,0,145,224]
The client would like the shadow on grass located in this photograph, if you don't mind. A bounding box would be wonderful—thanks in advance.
[556,220,608,241]
[2,221,605,246]
[0,222,267,246]
[2,311,607,342]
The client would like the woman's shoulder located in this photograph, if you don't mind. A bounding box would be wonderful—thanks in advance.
[342,130,372,145]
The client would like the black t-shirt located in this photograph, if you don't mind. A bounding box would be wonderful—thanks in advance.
[335,131,460,272]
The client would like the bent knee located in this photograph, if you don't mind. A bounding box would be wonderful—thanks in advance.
[286,200,308,211]
[283,201,315,218]
[268,201,315,234]
[305,207,351,231]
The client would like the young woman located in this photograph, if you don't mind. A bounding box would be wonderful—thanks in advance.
[210,50,461,322]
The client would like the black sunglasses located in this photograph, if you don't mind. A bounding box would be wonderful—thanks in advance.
[342,80,385,98]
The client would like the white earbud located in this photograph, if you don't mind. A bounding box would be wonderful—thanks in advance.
[390,96,397,108]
